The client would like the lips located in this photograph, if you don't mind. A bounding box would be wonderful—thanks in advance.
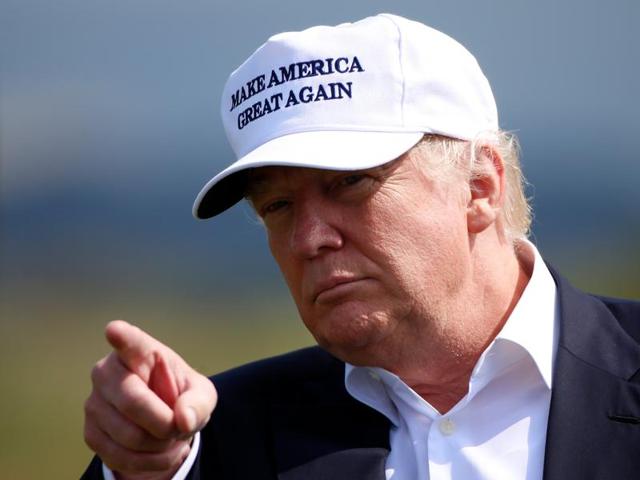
[311,276,368,303]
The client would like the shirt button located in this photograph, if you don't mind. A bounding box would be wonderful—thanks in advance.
[368,370,381,381]
[439,418,456,436]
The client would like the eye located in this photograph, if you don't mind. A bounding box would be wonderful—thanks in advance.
[339,174,365,186]
[261,199,290,217]
[329,173,376,199]
[331,173,368,192]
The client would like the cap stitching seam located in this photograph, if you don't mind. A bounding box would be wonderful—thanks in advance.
[380,15,407,126]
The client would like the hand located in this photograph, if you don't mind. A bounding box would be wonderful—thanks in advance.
[84,320,217,479]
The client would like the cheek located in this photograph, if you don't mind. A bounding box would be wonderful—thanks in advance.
[267,233,309,315]
[373,205,468,289]
[268,233,295,285]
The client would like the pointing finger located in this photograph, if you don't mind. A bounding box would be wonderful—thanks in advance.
[105,320,161,380]
[92,353,176,439]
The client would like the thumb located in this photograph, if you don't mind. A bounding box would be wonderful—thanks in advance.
[173,375,218,436]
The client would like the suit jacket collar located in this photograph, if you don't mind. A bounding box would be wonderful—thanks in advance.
[271,350,390,480]
[543,267,640,480]
[551,267,640,379]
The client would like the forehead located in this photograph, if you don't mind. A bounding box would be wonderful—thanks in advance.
[247,165,326,182]
[244,166,326,196]
[244,156,409,197]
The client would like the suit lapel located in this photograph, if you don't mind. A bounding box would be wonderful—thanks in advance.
[271,366,390,480]
[543,271,640,480]
[277,446,388,480]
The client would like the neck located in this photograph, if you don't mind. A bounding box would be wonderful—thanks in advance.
[390,238,533,413]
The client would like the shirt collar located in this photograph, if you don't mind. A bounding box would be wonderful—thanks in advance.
[345,240,558,422]
[494,240,558,389]
[345,365,403,426]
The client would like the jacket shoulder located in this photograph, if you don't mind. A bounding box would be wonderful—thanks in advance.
[196,347,361,479]
[593,295,640,344]
[209,346,347,404]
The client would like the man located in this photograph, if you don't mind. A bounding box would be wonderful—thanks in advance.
[82,14,640,480]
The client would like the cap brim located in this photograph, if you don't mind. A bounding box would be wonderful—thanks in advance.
[193,130,424,219]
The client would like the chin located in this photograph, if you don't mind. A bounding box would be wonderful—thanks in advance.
[303,304,394,361]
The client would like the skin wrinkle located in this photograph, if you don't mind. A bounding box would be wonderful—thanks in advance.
[360,163,464,356]
[246,141,529,413]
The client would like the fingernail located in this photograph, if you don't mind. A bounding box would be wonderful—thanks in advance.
[184,407,197,432]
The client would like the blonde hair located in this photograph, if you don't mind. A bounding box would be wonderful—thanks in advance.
[413,132,532,241]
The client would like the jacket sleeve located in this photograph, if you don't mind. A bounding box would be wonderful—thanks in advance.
[79,455,104,479]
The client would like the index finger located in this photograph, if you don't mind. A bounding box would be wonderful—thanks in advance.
[91,353,177,439]
[105,320,160,378]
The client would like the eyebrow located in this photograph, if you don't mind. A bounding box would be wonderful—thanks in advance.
[243,158,402,199]
[243,170,273,199]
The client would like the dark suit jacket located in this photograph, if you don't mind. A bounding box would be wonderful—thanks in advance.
[82,271,640,479]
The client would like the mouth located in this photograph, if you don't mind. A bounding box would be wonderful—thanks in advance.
[312,276,370,304]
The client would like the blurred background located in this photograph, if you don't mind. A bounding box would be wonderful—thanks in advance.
[1,0,638,477]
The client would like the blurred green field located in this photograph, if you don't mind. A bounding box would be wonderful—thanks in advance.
[0,293,313,479]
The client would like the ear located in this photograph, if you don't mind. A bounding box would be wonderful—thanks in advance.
[467,144,505,234]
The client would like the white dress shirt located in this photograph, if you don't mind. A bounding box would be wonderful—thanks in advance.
[345,242,559,479]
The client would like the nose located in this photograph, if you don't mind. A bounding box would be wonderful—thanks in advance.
[289,197,343,259]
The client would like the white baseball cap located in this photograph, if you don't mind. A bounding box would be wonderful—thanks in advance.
[193,13,498,219]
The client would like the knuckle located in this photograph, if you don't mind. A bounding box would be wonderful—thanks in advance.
[119,425,146,450]
[117,389,147,420]
[156,444,189,471]
[150,455,174,472]
[83,394,98,417]
[89,356,109,385]
[148,423,174,441]
[118,456,140,473]
[115,395,173,440]
[83,423,106,456]
[83,423,178,475]
[124,452,177,474]
[89,364,101,385]
[111,376,142,409]
[83,425,98,451]
[103,455,130,474]
[101,445,137,474]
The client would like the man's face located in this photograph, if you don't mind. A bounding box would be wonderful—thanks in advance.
[246,148,472,365]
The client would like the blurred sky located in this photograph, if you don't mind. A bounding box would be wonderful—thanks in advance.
[1,0,639,316]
